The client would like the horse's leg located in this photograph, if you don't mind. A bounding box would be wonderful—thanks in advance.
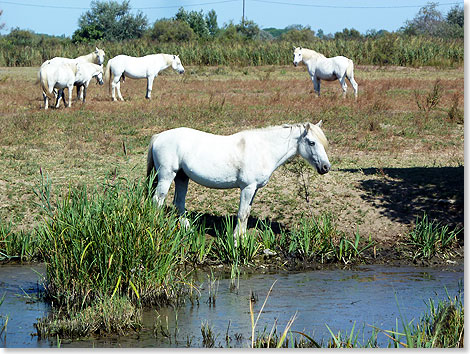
[173,170,190,228]
[146,75,155,99]
[43,92,48,110]
[234,184,258,247]
[116,79,124,101]
[152,168,176,207]
[111,76,124,101]
[77,85,82,101]
[312,76,320,97]
[67,85,73,107]
[338,75,348,98]
[347,75,358,99]
[55,89,64,108]
[82,84,88,103]
[54,89,62,108]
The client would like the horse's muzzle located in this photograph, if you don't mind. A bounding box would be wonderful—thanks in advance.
[293,62,298,67]
[317,163,330,175]
[179,69,185,74]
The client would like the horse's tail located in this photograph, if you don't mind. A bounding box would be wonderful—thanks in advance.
[346,59,354,79]
[104,61,112,94]
[146,134,160,197]
[39,67,52,99]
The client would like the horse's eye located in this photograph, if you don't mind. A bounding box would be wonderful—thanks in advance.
[308,140,316,146]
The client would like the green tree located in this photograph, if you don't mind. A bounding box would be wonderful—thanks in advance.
[401,2,444,36]
[175,7,210,38]
[334,28,362,40]
[446,5,464,27]
[279,26,316,42]
[73,0,148,42]
[205,9,219,36]
[148,19,195,42]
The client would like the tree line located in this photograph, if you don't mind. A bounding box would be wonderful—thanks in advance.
[0,1,463,67]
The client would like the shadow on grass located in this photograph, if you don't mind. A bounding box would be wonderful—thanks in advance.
[189,212,285,238]
[340,166,463,235]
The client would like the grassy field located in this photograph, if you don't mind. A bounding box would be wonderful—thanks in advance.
[0,64,463,248]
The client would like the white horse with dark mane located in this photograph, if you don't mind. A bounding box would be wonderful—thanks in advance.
[293,46,358,99]
[55,63,104,108]
[147,122,330,245]
[104,54,185,101]
[39,47,105,101]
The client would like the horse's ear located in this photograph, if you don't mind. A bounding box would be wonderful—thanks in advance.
[316,120,323,128]
[173,55,176,59]
[292,45,296,50]
[304,122,312,131]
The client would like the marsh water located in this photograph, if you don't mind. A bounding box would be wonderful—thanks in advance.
[0,263,463,348]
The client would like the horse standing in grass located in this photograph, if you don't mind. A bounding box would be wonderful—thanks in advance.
[39,61,80,109]
[55,63,104,108]
[104,54,185,101]
[293,46,358,99]
[147,122,330,245]
[39,47,105,102]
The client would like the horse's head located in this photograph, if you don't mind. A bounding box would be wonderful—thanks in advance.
[293,47,303,67]
[298,121,330,175]
[172,55,185,74]
[95,47,105,65]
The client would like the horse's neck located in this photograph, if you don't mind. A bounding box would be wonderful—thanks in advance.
[160,54,173,70]
[256,125,302,169]
[76,52,94,63]
[303,49,323,65]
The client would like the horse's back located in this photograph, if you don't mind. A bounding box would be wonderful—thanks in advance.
[150,128,244,188]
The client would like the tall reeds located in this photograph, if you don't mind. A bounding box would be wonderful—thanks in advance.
[35,175,197,310]
[0,34,463,67]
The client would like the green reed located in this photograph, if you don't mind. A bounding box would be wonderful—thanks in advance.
[0,220,39,261]
[406,213,461,260]
[35,174,197,310]
[283,214,374,264]
[0,35,462,67]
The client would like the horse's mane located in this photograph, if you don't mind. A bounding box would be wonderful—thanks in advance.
[161,53,175,65]
[299,47,325,61]
[243,123,329,149]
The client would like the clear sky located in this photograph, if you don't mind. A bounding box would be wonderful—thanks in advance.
[0,0,464,37]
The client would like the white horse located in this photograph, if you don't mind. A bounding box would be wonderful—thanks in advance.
[147,122,330,245]
[104,54,185,101]
[39,61,80,109]
[293,46,358,99]
[55,63,104,108]
[39,47,105,101]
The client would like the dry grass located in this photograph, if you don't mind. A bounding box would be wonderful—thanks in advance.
[0,65,463,244]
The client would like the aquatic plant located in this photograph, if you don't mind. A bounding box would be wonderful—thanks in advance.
[211,216,261,265]
[35,174,197,310]
[284,214,374,264]
[0,220,39,261]
[35,296,141,339]
[406,213,461,260]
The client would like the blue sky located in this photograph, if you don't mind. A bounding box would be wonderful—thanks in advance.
[0,0,464,37]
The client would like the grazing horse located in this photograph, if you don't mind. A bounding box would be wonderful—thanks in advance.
[55,63,104,108]
[39,61,80,109]
[104,54,185,101]
[293,46,358,99]
[147,122,330,245]
[39,47,105,101]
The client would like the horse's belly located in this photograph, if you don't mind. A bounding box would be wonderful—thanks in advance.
[316,72,337,81]
[183,166,239,189]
